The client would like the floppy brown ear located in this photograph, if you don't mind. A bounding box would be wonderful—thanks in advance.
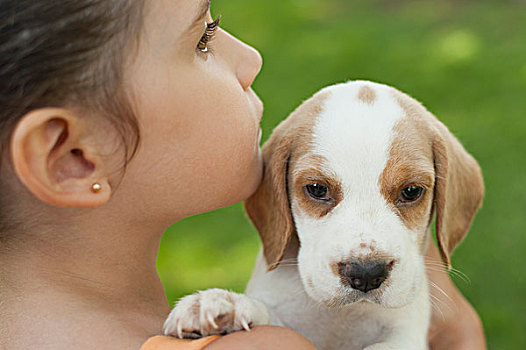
[244,129,295,271]
[432,122,484,269]
[245,89,329,270]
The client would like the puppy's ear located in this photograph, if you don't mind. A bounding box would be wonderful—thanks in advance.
[432,122,484,269]
[245,130,295,271]
[246,89,329,270]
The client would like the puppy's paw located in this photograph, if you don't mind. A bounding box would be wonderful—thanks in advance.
[163,288,270,339]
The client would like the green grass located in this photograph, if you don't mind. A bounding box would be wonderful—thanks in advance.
[158,1,526,348]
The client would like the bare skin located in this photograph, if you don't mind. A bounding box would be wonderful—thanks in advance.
[0,0,485,349]
[207,326,316,350]
[426,243,487,350]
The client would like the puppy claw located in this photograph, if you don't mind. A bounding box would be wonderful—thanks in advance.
[177,323,183,339]
[207,314,219,329]
[163,289,269,339]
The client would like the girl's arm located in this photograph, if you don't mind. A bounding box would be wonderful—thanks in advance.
[426,243,486,350]
[206,326,316,350]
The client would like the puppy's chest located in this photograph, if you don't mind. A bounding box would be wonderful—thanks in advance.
[272,301,393,350]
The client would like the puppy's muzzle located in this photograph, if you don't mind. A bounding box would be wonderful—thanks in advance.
[338,260,393,293]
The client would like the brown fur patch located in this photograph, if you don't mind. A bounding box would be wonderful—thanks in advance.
[244,90,331,270]
[359,252,399,265]
[378,115,435,236]
[357,85,376,105]
[330,262,341,277]
[344,248,398,266]
[380,88,484,266]
[357,240,377,252]
[291,165,343,219]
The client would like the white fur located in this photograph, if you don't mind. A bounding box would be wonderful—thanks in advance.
[293,82,424,309]
[163,288,269,338]
[246,82,430,349]
[247,250,429,349]
[164,81,431,349]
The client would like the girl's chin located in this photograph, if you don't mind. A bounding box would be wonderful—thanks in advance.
[233,152,264,205]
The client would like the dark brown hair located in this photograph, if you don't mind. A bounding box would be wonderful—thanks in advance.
[0,0,144,164]
[0,0,144,236]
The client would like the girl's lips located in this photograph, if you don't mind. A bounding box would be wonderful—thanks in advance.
[258,127,263,143]
[248,88,264,122]
[255,96,264,121]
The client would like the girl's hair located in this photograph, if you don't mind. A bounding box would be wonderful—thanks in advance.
[0,0,143,164]
[0,0,144,235]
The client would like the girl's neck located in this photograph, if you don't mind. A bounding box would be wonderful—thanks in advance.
[0,220,171,349]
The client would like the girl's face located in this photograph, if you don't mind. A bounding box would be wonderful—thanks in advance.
[117,0,263,223]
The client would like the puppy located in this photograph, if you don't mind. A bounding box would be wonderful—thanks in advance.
[163,81,484,350]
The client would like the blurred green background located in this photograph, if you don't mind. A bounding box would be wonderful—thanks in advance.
[158,0,526,348]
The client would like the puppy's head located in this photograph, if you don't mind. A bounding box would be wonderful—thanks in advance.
[245,81,483,308]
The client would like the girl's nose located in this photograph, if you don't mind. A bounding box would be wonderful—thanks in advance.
[236,43,262,90]
[222,30,262,90]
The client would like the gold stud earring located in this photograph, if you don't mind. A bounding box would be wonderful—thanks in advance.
[91,183,102,193]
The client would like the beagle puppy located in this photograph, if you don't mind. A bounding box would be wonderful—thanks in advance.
[163,81,484,350]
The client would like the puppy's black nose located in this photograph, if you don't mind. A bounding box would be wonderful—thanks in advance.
[339,261,389,293]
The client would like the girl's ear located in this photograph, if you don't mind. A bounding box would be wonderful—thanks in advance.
[10,108,112,207]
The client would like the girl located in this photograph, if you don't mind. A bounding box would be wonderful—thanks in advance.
[0,0,485,349]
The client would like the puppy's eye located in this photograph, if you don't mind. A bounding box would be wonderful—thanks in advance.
[305,183,330,201]
[400,185,425,203]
